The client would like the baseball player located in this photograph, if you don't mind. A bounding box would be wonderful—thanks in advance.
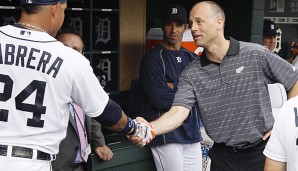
[263,96,298,171]
[0,1,154,171]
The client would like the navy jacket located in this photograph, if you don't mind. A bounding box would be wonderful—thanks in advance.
[140,44,202,146]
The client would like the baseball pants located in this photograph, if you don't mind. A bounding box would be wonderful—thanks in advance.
[0,145,55,171]
[151,142,202,171]
[0,156,53,171]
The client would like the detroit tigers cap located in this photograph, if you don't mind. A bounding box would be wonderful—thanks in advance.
[21,0,67,5]
[162,5,187,25]
[263,19,277,37]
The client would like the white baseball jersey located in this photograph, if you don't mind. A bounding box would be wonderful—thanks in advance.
[263,96,298,171]
[0,25,109,155]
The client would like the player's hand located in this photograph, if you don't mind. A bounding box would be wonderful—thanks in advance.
[263,129,272,140]
[95,145,113,161]
[167,82,174,89]
[128,117,156,147]
[135,121,156,147]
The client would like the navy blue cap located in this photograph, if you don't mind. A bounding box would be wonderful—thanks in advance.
[263,19,277,37]
[162,5,187,25]
[21,0,67,5]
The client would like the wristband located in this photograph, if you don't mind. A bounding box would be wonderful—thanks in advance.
[120,117,137,135]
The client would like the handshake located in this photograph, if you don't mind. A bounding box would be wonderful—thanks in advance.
[128,117,156,147]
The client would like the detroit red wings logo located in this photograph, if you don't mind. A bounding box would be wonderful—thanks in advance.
[236,66,244,74]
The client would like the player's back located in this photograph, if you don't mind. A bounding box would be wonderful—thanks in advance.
[0,25,108,155]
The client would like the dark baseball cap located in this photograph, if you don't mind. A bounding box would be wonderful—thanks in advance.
[263,19,277,37]
[162,5,187,25]
[21,0,67,5]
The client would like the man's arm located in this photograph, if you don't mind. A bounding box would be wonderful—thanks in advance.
[264,158,286,171]
[150,105,190,135]
[129,105,189,146]
[140,53,177,110]
[288,80,298,99]
[94,98,135,134]
[90,119,113,161]
[94,99,155,146]
[91,118,105,146]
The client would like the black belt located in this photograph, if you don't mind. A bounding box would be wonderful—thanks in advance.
[0,145,52,161]
[214,139,267,153]
[72,162,85,169]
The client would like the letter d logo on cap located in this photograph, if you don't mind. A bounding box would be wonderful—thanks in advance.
[171,8,178,14]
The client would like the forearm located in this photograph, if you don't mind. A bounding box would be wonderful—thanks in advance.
[264,158,286,171]
[91,118,105,147]
[107,112,128,132]
[144,85,176,110]
[150,106,190,135]
[141,65,176,109]
[94,99,136,135]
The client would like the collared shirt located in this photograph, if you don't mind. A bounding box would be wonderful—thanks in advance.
[173,37,298,146]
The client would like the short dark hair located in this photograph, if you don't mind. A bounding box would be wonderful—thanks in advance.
[22,5,42,14]
[21,0,67,5]
[56,27,85,52]
[21,0,67,14]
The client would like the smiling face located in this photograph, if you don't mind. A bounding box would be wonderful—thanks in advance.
[189,2,224,48]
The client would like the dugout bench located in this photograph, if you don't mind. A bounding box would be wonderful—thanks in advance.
[91,134,157,171]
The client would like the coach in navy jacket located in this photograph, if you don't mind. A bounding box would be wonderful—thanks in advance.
[139,5,203,171]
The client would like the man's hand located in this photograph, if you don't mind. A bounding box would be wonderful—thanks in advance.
[128,117,156,147]
[167,82,174,89]
[135,122,156,147]
[95,145,113,161]
[263,129,272,140]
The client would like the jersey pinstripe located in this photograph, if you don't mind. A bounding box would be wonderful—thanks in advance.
[264,96,298,171]
[0,25,109,155]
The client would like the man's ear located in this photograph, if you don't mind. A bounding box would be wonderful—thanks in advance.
[51,3,59,18]
[217,18,224,30]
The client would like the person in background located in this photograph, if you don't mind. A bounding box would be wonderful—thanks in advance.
[263,96,298,171]
[140,4,202,171]
[131,1,298,171]
[262,19,278,52]
[291,41,298,67]
[0,0,154,170]
[51,27,113,171]
[262,19,286,119]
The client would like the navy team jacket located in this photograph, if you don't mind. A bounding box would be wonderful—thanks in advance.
[139,44,202,146]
